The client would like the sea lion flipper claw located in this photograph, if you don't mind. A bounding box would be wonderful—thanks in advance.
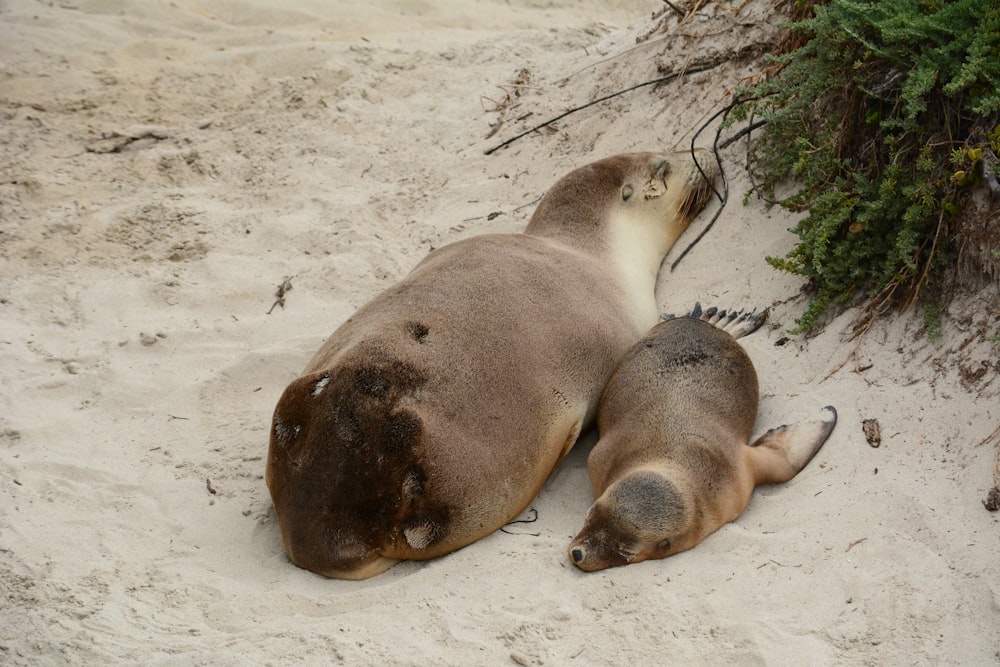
[682,303,768,338]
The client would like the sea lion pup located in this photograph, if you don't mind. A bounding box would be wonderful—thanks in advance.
[568,306,837,571]
[266,151,719,579]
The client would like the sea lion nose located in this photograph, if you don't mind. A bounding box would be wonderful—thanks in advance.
[570,547,585,563]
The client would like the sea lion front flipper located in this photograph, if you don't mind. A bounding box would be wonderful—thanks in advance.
[747,406,837,485]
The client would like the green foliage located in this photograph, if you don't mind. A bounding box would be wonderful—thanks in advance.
[738,0,1000,333]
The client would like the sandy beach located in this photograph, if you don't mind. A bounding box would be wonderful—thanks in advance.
[1,1,998,663]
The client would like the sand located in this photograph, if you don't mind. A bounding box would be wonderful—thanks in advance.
[1,0,998,664]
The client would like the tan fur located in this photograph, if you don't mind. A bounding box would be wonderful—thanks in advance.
[568,317,837,572]
[266,151,718,579]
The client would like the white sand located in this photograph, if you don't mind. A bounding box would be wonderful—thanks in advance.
[2,1,998,663]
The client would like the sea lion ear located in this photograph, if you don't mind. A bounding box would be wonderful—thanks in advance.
[621,184,634,201]
[654,537,672,556]
[652,157,670,177]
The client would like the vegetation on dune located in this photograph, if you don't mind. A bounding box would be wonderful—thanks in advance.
[734,0,1000,335]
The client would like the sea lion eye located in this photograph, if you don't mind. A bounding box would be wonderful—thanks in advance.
[621,185,634,202]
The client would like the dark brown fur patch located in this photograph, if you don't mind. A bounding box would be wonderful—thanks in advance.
[267,350,451,572]
[639,318,748,378]
[406,322,430,342]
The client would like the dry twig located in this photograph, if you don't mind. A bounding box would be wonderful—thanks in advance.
[267,276,294,314]
[981,424,1000,511]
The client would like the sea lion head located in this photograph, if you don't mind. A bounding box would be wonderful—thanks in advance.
[568,469,688,572]
[265,351,450,579]
[524,150,719,252]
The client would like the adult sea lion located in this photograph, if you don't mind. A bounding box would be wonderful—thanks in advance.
[266,151,719,579]
[569,306,838,571]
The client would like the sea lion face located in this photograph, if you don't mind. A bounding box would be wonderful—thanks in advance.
[568,469,688,572]
[266,354,450,579]
[526,150,718,250]
[617,149,719,230]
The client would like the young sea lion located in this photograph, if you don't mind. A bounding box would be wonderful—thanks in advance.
[569,307,837,571]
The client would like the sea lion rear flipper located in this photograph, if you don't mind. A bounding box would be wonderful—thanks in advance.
[747,406,837,485]
[661,302,768,339]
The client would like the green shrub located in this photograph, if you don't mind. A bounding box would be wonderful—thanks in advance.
[737,0,1000,334]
